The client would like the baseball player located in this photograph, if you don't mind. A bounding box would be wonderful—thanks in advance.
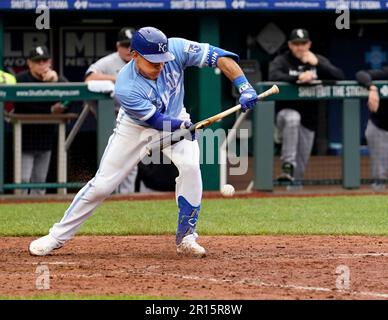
[85,27,134,85]
[356,66,388,190]
[269,28,344,186]
[15,46,68,195]
[29,26,258,257]
[85,27,138,194]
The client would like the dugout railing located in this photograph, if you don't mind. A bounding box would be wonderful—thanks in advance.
[2,81,388,194]
[0,83,115,194]
[252,80,388,191]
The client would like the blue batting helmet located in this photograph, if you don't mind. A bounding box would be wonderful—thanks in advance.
[131,27,175,63]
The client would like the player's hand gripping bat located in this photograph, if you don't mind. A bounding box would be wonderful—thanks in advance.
[146,84,279,156]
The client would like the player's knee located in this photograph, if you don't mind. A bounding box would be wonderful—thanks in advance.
[178,163,201,180]
[280,109,301,127]
[88,184,114,201]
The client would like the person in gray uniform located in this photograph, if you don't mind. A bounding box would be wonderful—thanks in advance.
[269,28,344,187]
[85,27,134,84]
[85,27,138,194]
[14,46,68,195]
[356,66,388,190]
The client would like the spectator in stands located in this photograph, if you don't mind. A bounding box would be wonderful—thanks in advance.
[356,66,388,190]
[268,28,344,187]
[14,45,68,195]
[85,27,138,194]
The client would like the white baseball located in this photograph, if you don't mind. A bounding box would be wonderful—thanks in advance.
[221,184,235,197]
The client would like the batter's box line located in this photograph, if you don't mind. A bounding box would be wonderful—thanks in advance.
[144,271,388,299]
[25,267,388,299]
[27,261,77,265]
[335,253,388,258]
[215,252,388,260]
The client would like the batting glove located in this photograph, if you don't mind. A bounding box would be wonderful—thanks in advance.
[233,75,258,112]
[180,120,192,129]
[180,120,198,141]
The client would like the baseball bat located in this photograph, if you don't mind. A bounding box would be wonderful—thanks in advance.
[146,84,279,156]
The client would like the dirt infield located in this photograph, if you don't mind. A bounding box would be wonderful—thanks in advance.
[0,235,387,299]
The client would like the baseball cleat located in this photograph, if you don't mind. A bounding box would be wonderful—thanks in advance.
[277,162,294,182]
[29,234,63,256]
[177,233,206,257]
[277,172,294,182]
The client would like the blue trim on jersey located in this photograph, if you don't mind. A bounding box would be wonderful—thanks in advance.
[176,195,201,245]
[145,110,182,131]
[199,43,210,67]
[139,105,156,121]
[206,45,240,67]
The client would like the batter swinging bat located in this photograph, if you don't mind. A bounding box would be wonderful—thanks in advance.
[146,84,279,156]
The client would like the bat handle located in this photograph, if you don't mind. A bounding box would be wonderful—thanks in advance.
[271,84,280,95]
[257,84,279,100]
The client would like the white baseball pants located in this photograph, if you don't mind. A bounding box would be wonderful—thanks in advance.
[50,109,202,243]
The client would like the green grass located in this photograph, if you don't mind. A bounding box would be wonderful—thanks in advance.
[1,195,388,236]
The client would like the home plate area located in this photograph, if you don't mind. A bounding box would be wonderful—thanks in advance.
[0,235,387,299]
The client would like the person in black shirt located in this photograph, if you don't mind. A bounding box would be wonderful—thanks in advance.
[14,45,68,195]
[356,66,388,190]
[269,29,344,186]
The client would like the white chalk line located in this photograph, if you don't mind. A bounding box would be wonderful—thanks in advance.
[335,253,388,258]
[21,252,388,298]
[146,271,388,299]
[225,252,388,260]
[19,265,388,299]
[27,261,77,266]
